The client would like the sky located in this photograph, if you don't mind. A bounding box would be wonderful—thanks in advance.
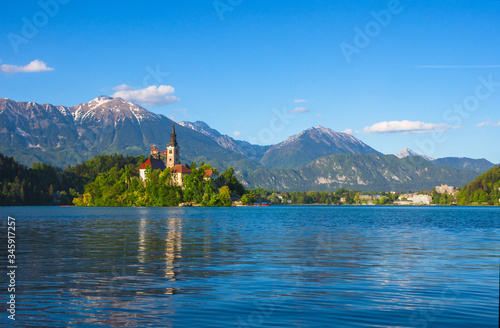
[1,0,499,163]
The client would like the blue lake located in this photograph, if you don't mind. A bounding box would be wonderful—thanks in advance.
[0,206,499,327]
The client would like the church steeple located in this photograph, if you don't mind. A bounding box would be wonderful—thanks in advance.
[168,123,178,147]
[166,123,180,168]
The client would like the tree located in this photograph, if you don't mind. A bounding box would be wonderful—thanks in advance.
[209,186,231,207]
[379,196,388,205]
[201,181,216,206]
[218,167,245,195]
[241,190,258,205]
[183,166,205,203]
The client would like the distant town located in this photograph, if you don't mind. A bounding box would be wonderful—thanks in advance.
[243,184,460,207]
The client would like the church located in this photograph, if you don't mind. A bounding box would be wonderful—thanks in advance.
[139,123,217,186]
[139,123,193,186]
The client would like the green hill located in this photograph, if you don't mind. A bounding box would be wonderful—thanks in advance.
[456,165,500,205]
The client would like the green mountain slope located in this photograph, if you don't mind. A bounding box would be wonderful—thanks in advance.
[239,154,480,192]
[432,157,495,173]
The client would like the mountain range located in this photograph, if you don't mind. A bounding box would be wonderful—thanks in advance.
[0,96,496,191]
[180,121,380,169]
[396,147,493,173]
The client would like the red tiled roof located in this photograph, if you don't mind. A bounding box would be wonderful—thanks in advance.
[204,170,215,178]
[139,158,166,170]
[139,158,151,170]
[172,164,192,174]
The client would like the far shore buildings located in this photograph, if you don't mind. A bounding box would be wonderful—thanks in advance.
[394,193,432,205]
[139,123,217,186]
[435,184,456,194]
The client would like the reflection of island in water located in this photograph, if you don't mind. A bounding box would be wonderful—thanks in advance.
[69,216,186,326]
[137,216,183,293]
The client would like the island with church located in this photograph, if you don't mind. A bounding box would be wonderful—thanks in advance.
[138,123,216,186]
[72,123,253,207]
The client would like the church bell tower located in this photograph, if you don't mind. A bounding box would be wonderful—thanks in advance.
[166,123,181,168]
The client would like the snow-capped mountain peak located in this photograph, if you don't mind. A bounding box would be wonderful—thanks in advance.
[71,96,160,123]
[397,148,434,161]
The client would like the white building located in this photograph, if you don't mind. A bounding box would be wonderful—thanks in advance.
[413,194,432,205]
[435,184,456,194]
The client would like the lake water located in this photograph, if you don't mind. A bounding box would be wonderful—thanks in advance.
[0,206,499,327]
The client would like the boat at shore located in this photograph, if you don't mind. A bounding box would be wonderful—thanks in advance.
[252,202,270,207]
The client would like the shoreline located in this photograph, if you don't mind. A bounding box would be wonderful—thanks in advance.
[1,204,499,208]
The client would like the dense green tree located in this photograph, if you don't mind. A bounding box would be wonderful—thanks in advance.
[183,165,206,204]
[217,167,245,195]
[456,165,500,205]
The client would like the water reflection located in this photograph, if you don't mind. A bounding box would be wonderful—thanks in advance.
[61,214,186,327]
[164,217,182,287]
[4,206,499,328]
[137,216,147,268]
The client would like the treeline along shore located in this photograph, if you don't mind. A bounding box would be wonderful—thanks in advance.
[1,153,499,207]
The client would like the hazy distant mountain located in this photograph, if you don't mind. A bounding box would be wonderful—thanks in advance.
[396,147,494,173]
[396,148,434,161]
[179,121,270,162]
[260,126,380,169]
[432,157,495,173]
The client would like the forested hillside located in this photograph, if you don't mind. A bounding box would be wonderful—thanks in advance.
[0,153,144,205]
[456,165,500,205]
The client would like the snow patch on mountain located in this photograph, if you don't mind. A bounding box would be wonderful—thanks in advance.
[396,148,434,161]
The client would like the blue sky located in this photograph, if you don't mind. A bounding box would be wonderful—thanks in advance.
[1,0,499,162]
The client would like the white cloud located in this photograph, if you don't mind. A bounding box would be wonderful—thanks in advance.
[316,113,323,117]
[477,120,500,127]
[234,130,241,137]
[112,85,180,107]
[294,99,307,103]
[1,60,54,73]
[343,128,353,134]
[113,84,134,91]
[289,107,310,114]
[364,120,456,134]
